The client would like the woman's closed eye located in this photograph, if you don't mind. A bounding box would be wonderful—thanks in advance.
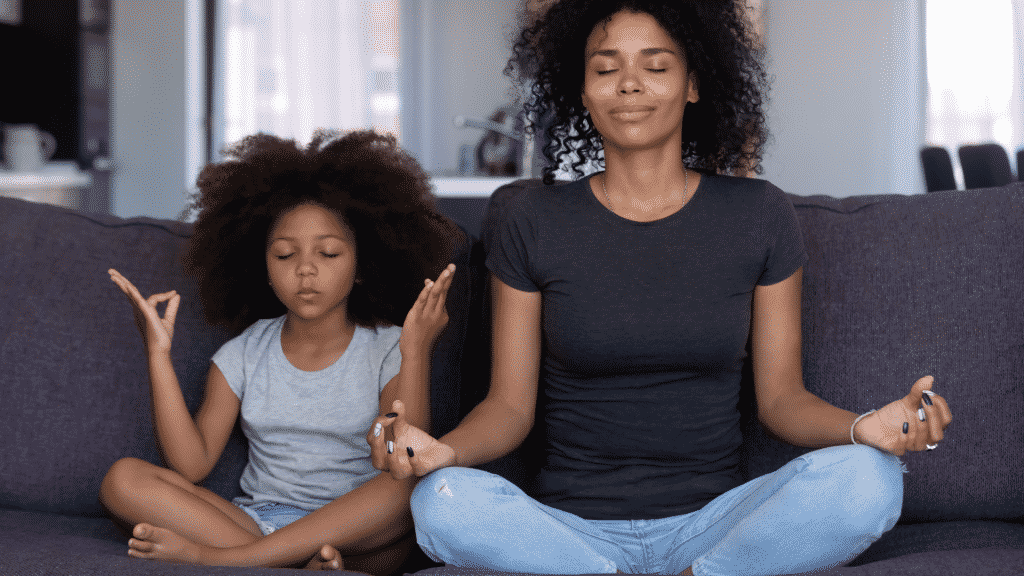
[275,253,294,260]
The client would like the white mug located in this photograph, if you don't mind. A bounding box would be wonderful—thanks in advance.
[4,124,57,172]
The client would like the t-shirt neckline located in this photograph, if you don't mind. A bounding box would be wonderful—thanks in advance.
[274,317,366,377]
[586,171,705,226]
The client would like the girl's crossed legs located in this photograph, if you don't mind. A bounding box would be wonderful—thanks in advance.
[410,445,905,576]
[99,457,413,572]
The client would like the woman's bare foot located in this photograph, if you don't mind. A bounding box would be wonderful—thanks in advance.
[304,544,344,570]
[127,523,201,564]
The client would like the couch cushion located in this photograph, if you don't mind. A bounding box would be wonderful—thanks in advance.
[0,196,244,516]
[741,184,1024,523]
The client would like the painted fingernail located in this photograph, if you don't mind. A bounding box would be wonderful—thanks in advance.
[922,389,936,397]
[373,423,382,438]
[387,441,394,454]
[407,447,415,458]
[903,422,909,434]
[918,407,926,421]
[385,412,398,418]
[922,394,934,406]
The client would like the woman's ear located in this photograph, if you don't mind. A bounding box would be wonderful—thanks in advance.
[688,71,700,104]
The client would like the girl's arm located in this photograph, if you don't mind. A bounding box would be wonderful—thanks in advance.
[109,269,239,483]
[370,273,541,477]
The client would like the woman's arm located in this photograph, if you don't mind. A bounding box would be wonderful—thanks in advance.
[370,274,541,477]
[109,269,239,482]
[751,267,952,454]
[442,274,541,467]
[750,267,861,447]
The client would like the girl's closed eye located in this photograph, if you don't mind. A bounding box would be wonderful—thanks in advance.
[275,253,294,260]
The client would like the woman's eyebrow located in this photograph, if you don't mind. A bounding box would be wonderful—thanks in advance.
[270,235,344,241]
[587,47,677,60]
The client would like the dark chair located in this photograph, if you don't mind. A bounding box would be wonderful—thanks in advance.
[958,143,1013,189]
[920,146,957,192]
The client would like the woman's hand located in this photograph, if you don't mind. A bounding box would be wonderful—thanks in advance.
[108,268,180,355]
[400,264,456,354]
[367,400,456,480]
[854,375,953,456]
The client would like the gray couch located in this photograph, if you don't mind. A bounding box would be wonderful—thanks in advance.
[1,177,1023,575]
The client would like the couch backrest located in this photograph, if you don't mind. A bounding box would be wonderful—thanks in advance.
[478,179,1024,524]
[0,196,477,517]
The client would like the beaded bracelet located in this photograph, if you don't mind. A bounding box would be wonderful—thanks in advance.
[850,409,877,445]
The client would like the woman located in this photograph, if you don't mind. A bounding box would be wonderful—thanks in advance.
[369,2,952,575]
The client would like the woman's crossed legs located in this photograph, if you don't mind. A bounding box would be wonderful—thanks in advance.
[410,445,905,576]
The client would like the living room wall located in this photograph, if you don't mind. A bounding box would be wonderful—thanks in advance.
[105,0,928,219]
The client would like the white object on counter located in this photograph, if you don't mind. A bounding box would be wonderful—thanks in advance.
[430,177,518,198]
[0,161,92,209]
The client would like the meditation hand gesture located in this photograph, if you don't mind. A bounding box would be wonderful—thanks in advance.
[853,376,953,456]
[108,269,180,355]
[367,399,456,480]
[399,263,456,354]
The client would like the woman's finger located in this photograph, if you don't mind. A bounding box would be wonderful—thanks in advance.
[366,407,397,471]
[921,397,943,444]
[926,390,953,430]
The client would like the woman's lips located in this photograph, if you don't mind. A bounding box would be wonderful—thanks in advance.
[610,106,655,121]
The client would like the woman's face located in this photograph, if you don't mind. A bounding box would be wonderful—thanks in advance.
[581,10,699,153]
[266,202,357,324]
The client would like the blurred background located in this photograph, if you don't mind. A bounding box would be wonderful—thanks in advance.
[1,0,1021,223]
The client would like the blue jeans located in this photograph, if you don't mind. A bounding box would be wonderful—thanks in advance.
[411,445,905,576]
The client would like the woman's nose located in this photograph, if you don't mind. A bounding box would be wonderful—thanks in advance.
[618,70,642,94]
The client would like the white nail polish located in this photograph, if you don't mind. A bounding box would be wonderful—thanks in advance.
[922,390,936,397]
[373,423,382,438]
[918,407,926,421]
[387,440,394,454]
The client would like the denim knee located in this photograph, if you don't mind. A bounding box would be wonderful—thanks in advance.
[410,467,493,557]
[830,445,904,537]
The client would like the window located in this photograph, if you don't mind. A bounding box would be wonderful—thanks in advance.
[213,0,399,155]
[926,0,1020,180]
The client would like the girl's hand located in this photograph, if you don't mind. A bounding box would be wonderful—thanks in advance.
[367,400,456,480]
[108,268,180,355]
[854,375,953,456]
[400,264,456,354]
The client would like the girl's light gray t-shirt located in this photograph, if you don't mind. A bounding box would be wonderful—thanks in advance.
[212,316,402,510]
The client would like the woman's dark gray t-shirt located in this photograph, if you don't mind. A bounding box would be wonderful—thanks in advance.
[485,173,807,521]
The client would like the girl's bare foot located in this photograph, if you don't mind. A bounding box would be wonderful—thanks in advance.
[304,544,344,570]
[127,523,200,564]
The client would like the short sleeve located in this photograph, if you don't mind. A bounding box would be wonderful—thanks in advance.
[377,326,402,393]
[757,183,808,286]
[484,191,541,292]
[211,333,246,400]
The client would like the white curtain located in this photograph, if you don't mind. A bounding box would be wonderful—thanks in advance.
[216,0,399,153]
[926,0,1021,180]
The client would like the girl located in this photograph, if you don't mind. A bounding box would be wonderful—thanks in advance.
[100,129,459,573]
[372,2,953,576]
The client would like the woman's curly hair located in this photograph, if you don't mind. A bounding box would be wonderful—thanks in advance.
[183,129,462,335]
[507,0,769,183]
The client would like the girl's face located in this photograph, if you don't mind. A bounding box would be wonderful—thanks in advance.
[580,10,699,153]
[266,203,357,324]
